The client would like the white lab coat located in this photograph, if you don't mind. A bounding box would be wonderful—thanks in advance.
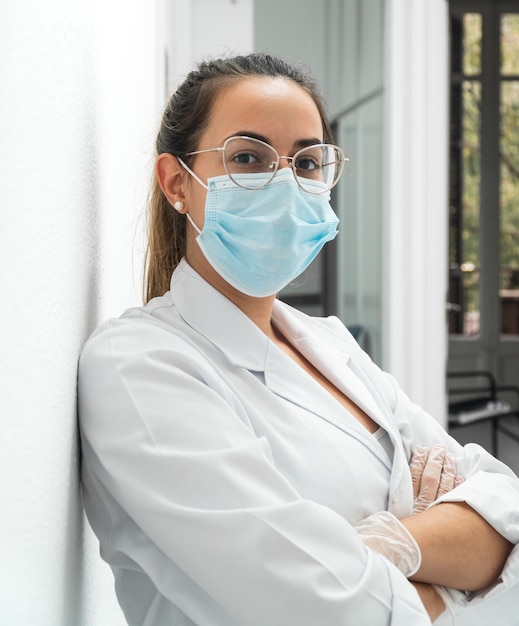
[78,259,519,626]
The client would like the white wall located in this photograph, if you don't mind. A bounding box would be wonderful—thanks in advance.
[0,2,157,624]
[159,0,254,102]
[0,1,254,624]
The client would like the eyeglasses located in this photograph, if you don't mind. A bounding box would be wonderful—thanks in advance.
[180,136,348,195]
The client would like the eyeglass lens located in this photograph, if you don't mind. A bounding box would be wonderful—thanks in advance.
[222,137,344,193]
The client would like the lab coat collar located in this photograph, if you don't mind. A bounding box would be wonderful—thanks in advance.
[169,261,394,450]
[170,260,355,378]
[169,260,271,372]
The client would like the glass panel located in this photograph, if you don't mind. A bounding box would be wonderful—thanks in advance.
[461,80,482,335]
[449,80,481,336]
[463,13,482,76]
[501,14,519,76]
[500,80,519,334]
[449,13,483,336]
[336,95,383,363]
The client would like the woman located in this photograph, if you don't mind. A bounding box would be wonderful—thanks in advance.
[78,53,519,625]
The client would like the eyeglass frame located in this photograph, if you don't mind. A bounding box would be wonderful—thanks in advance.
[177,135,348,194]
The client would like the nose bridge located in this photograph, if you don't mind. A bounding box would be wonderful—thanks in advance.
[277,154,293,170]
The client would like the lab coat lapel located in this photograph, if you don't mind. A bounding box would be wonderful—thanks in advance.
[170,261,270,371]
[269,303,413,514]
[301,336,391,428]
[266,304,395,467]
[271,302,394,432]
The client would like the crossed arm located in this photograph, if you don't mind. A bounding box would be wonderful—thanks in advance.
[359,445,514,621]
[404,500,513,591]
[406,500,513,621]
[404,445,513,591]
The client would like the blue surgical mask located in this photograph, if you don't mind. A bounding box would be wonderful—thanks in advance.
[185,168,339,297]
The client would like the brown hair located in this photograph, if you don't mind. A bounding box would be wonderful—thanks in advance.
[144,53,333,303]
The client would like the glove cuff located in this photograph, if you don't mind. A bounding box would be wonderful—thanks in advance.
[355,510,422,577]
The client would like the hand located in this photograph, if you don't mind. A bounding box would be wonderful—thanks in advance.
[355,510,422,577]
[410,445,464,513]
[411,581,446,622]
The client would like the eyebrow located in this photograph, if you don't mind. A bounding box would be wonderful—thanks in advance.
[228,131,324,149]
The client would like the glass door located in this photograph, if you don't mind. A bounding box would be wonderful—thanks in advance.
[448,2,519,390]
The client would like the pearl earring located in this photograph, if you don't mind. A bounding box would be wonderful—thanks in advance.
[173,201,184,212]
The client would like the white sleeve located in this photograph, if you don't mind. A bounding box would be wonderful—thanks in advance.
[378,364,519,610]
[78,319,430,626]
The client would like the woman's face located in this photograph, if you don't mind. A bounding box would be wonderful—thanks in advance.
[181,75,324,292]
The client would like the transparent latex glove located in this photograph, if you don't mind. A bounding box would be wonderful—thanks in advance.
[410,444,464,513]
[355,510,422,577]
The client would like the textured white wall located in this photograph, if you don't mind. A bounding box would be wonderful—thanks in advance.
[0,1,253,624]
[0,1,158,624]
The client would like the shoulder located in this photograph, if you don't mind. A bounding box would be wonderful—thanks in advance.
[81,298,173,356]
[78,295,206,387]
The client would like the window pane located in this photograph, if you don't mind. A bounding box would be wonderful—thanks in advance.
[500,80,519,334]
[461,80,481,335]
[501,14,519,76]
[449,79,481,336]
[463,13,482,76]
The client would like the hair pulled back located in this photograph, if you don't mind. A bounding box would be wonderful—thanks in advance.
[144,53,333,302]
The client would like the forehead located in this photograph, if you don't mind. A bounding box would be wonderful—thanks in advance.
[202,76,323,145]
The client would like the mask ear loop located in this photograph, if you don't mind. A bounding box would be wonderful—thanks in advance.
[185,212,202,235]
[175,158,205,234]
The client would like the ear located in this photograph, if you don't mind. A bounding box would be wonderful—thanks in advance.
[155,153,188,212]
